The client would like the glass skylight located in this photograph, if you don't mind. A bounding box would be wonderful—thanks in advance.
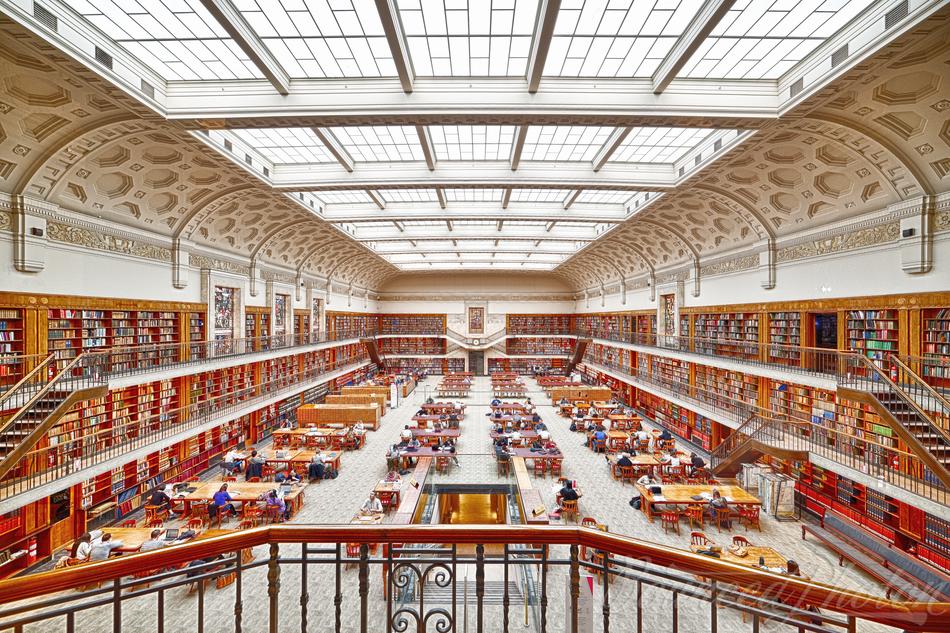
[443,189,505,202]
[70,0,262,80]
[574,191,634,204]
[611,127,716,163]
[510,189,573,203]
[230,128,335,164]
[232,0,395,78]
[398,0,538,76]
[378,189,439,203]
[678,0,875,79]
[429,126,517,161]
[329,126,424,162]
[316,191,375,204]
[544,0,703,77]
[522,126,615,162]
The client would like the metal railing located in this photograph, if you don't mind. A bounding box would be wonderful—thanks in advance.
[1,525,946,633]
[0,356,371,501]
[446,327,508,347]
[0,353,54,411]
[582,357,949,504]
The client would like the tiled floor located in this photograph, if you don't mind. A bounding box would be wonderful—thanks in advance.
[9,376,901,633]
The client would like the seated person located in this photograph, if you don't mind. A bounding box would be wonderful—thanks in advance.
[89,533,124,561]
[70,532,94,562]
[559,397,570,407]
[361,492,384,515]
[275,468,301,484]
[432,419,443,432]
[352,421,366,435]
[660,449,681,469]
[509,430,522,445]
[634,429,651,444]
[400,425,413,442]
[138,529,167,553]
[534,420,547,431]
[689,452,707,476]
[531,413,542,424]
[658,428,673,442]
[543,440,558,451]
[538,429,551,442]
[265,490,290,522]
[492,410,503,420]
[212,484,237,518]
[148,484,171,512]
[222,448,242,475]
[705,489,731,527]
[490,397,502,407]
[245,450,265,480]
[416,408,426,417]
[616,452,634,468]
[530,438,544,449]
[637,473,658,487]
[590,428,607,447]
[438,439,461,466]
[556,481,580,511]
[491,421,503,433]
[425,396,434,405]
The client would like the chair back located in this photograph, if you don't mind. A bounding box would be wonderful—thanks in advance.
[561,499,579,517]
[732,535,751,547]
[691,531,709,546]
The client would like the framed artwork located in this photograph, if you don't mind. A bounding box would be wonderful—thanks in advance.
[468,307,484,334]
[214,286,234,334]
[275,294,288,333]
[662,294,676,335]
[312,297,322,334]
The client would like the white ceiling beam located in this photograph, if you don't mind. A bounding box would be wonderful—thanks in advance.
[321,205,625,223]
[392,220,404,232]
[446,220,454,231]
[350,227,597,242]
[510,125,529,171]
[502,188,512,208]
[436,188,447,208]
[311,127,354,172]
[563,190,582,210]
[416,125,437,171]
[374,0,414,93]
[367,190,386,209]
[380,245,575,255]
[496,220,504,231]
[545,221,557,232]
[199,0,291,95]
[592,127,632,172]
[652,0,737,95]
[526,0,562,94]
[167,78,777,126]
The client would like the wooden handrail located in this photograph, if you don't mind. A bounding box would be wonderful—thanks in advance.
[860,356,950,445]
[892,355,950,424]
[1,525,946,630]
[0,354,53,410]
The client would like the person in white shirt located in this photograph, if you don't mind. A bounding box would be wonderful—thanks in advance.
[510,430,522,445]
[538,429,551,441]
[661,450,681,469]
[637,473,658,487]
[361,492,383,515]
[306,424,320,437]
[400,426,413,442]
[88,533,124,561]
[353,421,366,435]
[223,448,242,475]
[602,418,611,431]
[138,529,167,553]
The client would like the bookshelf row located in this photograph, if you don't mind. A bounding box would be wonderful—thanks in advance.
[379,337,446,355]
[385,357,466,375]
[488,357,567,375]
[326,313,447,336]
[505,337,574,355]
[506,315,574,335]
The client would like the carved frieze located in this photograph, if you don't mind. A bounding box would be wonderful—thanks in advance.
[46,220,171,262]
[777,222,900,263]
[700,254,760,276]
[189,253,249,276]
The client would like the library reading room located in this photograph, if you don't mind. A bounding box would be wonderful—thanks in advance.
[0,1,949,632]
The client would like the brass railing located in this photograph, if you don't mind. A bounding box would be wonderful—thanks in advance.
[0,525,947,633]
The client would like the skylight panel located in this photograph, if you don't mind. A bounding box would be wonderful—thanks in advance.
[70,0,262,80]
[611,127,716,163]
[429,126,517,161]
[399,0,538,76]
[329,126,424,162]
[510,189,573,203]
[574,191,634,205]
[232,0,396,78]
[678,0,874,79]
[544,0,702,77]
[522,126,615,162]
[378,189,439,203]
[443,189,505,202]
[317,190,374,204]
[230,128,336,164]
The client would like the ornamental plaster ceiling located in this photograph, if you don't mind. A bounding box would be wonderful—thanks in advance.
[0,10,947,292]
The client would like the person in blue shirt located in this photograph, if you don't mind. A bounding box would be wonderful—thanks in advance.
[275,468,301,484]
[490,398,502,406]
[266,490,290,522]
[212,483,237,518]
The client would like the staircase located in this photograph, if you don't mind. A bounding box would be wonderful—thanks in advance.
[0,354,107,481]
[361,337,385,371]
[565,338,590,376]
[710,411,808,476]
[839,355,950,489]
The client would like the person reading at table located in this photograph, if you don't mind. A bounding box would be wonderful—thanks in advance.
[556,481,580,512]
[361,492,383,515]
[223,448,242,475]
[308,455,328,481]
[425,396,434,404]
[89,533,123,561]
[266,490,290,522]
[71,532,93,562]
[616,452,634,468]
[689,452,706,476]
[658,428,673,442]
[660,449,681,468]
[531,412,542,425]
[588,428,607,448]
[139,529,166,553]
[275,468,301,484]
[400,425,413,442]
[705,489,732,528]
[637,473,658,487]
[490,397,502,406]
[245,450,265,480]
[148,484,172,513]
[559,397,570,407]
[212,484,237,519]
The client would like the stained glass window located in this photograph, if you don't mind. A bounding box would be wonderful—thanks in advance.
[312,297,323,335]
[275,294,289,334]
[214,286,234,332]
[663,294,675,336]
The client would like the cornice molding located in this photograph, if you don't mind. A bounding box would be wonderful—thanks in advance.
[378,293,575,302]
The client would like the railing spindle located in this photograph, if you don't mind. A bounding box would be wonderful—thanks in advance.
[569,544,579,633]
[112,577,122,633]
[300,543,308,633]
[636,580,642,633]
[476,543,485,633]
[672,590,678,633]
[503,544,510,633]
[335,544,343,633]
[268,543,280,633]
[540,544,548,633]
[358,543,369,633]
[235,549,243,633]
[710,579,718,633]
[157,588,164,633]
[601,552,610,633]
[198,573,205,633]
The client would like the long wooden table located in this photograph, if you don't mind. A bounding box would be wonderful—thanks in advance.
[411,428,461,442]
[490,403,530,412]
[607,453,661,479]
[291,450,342,473]
[234,448,300,468]
[689,544,788,570]
[421,403,465,414]
[490,430,540,442]
[506,447,563,464]
[70,528,232,555]
[511,458,548,525]
[636,484,761,522]
[178,482,306,516]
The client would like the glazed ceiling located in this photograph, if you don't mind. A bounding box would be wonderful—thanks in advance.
[0,1,947,289]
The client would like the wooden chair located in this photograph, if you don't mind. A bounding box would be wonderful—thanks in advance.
[144,504,169,525]
[145,517,164,529]
[581,517,598,528]
[264,504,283,524]
[549,459,562,478]
[187,517,204,532]
[739,506,761,531]
[713,507,733,532]
[636,439,650,453]
[215,570,237,589]
[223,476,237,482]
[342,436,360,451]
[533,458,546,478]
[247,476,262,483]
[436,456,450,473]
[305,435,320,449]
[262,465,276,481]
[618,465,635,485]
[496,458,510,476]
[732,535,751,547]
[560,499,579,522]
[120,519,137,528]
[239,505,263,529]
[684,504,704,529]
[661,511,680,535]
[691,531,710,547]
[591,439,606,454]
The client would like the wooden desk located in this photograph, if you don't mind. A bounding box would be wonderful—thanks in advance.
[492,386,527,397]
[608,415,641,432]
[490,430,540,443]
[236,448,301,467]
[411,428,461,442]
[689,545,788,570]
[488,414,543,428]
[607,454,661,479]
[179,482,306,516]
[437,387,470,397]
[421,403,465,414]
[391,458,432,525]
[272,428,308,448]
[606,430,629,451]
[395,447,456,470]
[292,450,342,473]
[490,403,529,413]
[71,528,232,555]
[511,458,548,525]
[636,484,761,522]
[507,447,563,464]
[373,480,403,509]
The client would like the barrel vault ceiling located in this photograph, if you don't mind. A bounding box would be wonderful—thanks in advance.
[0,1,946,291]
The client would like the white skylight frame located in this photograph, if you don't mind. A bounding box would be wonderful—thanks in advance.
[510,189,573,203]
[429,125,518,161]
[573,190,634,205]
[329,126,425,162]
[378,189,439,203]
[677,0,877,80]
[522,126,616,162]
[68,0,263,81]
[232,0,396,78]
[398,0,539,77]
[316,190,375,204]
[443,188,506,202]
[230,128,336,164]
[610,127,717,164]
[544,0,704,78]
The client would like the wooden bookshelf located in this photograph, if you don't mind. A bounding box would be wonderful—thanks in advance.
[921,308,950,387]
[768,311,802,365]
[649,355,690,386]
[507,315,573,335]
[847,309,899,369]
[189,312,205,342]
[386,357,465,375]
[768,381,835,425]
[0,308,24,389]
[294,311,310,338]
[694,366,758,408]
[326,312,377,337]
[488,358,567,374]
[694,312,760,359]
[637,391,691,439]
[378,314,445,334]
[379,337,446,355]
[505,338,574,355]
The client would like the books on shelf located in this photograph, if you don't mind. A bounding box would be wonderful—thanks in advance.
[507,315,573,335]
[506,338,574,355]
[847,309,898,368]
[379,315,445,334]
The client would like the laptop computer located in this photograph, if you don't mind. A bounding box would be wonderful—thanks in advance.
[163,528,179,541]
